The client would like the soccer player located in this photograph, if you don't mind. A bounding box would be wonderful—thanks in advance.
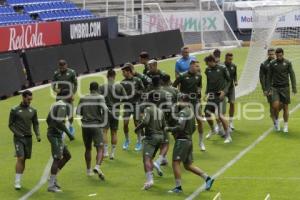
[139,51,150,75]
[9,90,41,190]
[146,59,166,84]
[144,76,172,176]
[175,46,196,78]
[98,69,126,159]
[165,93,214,193]
[46,89,75,192]
[154,74,179,167]
[267,48,297,133]
[77,82,108,179]
[121,63,145,151]
[135,92,167,190]
[52,59,78,135]
[204,55,232,143]
[224,53,238,130]
[213,48,221,64]
[259,48,276,124]
[173,59,206,151]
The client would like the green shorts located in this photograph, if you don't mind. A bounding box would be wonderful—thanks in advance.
[204,98,227,116]
[47,135,70,160]
[14,136,32,159]
[123,104,140,121]
[143,134,164,158]
[173,139,193,165]
[82,127,104,148]
[227,87,235,103]
[271,87,290,104]
[162,132,170,144]
[105,111,119,131]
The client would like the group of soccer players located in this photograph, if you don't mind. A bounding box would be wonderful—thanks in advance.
[9,46,296,194]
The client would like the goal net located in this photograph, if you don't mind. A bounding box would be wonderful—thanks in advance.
[141,0,241,49]
[236,3,300,105]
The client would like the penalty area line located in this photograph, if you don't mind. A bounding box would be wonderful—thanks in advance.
[185,103,300,200]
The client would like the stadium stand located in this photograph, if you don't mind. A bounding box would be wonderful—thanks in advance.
[0,0,95,26]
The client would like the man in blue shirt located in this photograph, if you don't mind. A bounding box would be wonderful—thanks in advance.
[175,47,196,78]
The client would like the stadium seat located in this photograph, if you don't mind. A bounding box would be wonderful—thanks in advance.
[23,2,78,14]
[0,13,34,26]
[6,0,64,6]
[0,6,15,15]
[39,9,94,21]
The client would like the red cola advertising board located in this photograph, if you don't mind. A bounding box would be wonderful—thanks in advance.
[0,21,62,52]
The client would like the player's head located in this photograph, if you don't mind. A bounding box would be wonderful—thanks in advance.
[148,59,158,72]
[58,59,68,73]
[139,51,149,64]
[225,52,233,64]
[189,59,200,74]
[204,55,216,67]
[90,82,99,92]
[121,63,133,78]
[267,48,276,60]
[213,49,221,63]
[107,68,116,80]
[22,90,32,106]
[181,46,190,58]
[162,74,171,85]
[275,48,284,60]
[177,93,190,107]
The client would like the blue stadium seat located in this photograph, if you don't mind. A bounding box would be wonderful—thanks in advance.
[24,2,77,14]
[0,13,34,26]
[0,6,15,15]
[39,9,94,21]
[7,0,64,6]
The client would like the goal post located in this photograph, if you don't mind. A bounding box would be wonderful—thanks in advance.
[236,3,300,101]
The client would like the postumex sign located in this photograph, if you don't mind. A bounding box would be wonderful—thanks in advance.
[0,21,62,52]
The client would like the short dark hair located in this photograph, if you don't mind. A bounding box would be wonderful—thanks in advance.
[121,63,133,73]
[60,89,71,97]
[22,90,32,98]
[213,49,221,58]
[107,69,116,78]
[181,46,189,52]
[139,51,149,59]
[268,48,275,53]
[90,82,99,91]
[162,74,171,84]
[204,55,216,63]
[152,76,161,87]
[190,60,199,65]
[225,52,233,57]
[58,59,67,67]
[275,48,284,54]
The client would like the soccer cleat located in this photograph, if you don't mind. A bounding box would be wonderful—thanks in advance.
[283,125,288,133]
[199,141,206,151]
[229,123,235,131]
[87,169,93,176]
[142,180,154,190]
[274,123,281,132]
[122,140,130,150]
[93,167,105,181]
[110,153,115,160]
[206,130,216,139]
[54,180,61,189]
[161,158,168,166]
[205,177,215,191]
[14,182,21,190]
[134,142,142,151]
[48,186,62,193]
[103,151,109,158]
[153,161,163,177]
[168,186,183,193]
[224,136,232,144]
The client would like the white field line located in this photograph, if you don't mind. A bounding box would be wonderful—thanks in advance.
[186,103,300,200]
[19,49,218,200]
[265,193,271,200]
[213,192,222,200]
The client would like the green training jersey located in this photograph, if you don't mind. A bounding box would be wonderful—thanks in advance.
[9,103,40,137]
[52,68,78,94]
[98,80,126,109]
[173,71,202,99]
[121,76,145,104]
[140,105,166,136]
[46,100,73,139]
[205,64,231,94]
[267,58,297,93]
[162,85,179,103]
[224,62,237,88]
[172,105,195,139]
[259,58,273,92]
[77,92,108,126]
[134,72,152,90]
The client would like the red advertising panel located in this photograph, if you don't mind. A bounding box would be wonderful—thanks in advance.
[0,21,62,52]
